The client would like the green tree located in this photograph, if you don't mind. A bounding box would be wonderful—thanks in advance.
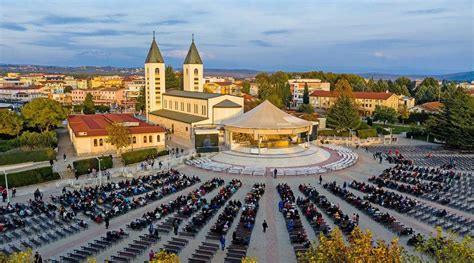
[398,104,410,124]
[94,105,110,113]
[373,105,399,126]
[394,77,411,96]
[63,86,73,93]
[297,103,313,114]
[415,77,440,104]
[0,111,23,136]
[374,79,389,92]
[241,80,250,94]
[165,66,179,90]
[135,87,146,112]
[21,98,67,132]
[426,86,474,149]
[327,80,360,132]
[83,93,95,114]
[106,122,131,154]
[303,82,310,104]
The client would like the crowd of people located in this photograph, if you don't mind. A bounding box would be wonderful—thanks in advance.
[231,183,265,247]
[299,184,355,234]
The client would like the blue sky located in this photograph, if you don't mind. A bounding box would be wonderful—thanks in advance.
[0,0,472,74]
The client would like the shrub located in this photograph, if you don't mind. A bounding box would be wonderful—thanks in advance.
[376,126,390,135]
[122,148,158,165]
[0,166,60,187]
[0,139,19,152]
[358,122,370,130]
[318,129,350,137]
[366,116,373,126]
[73,156,113,175]
[18,131,57,150]
[0,148,56,166]
[356,129,378,139]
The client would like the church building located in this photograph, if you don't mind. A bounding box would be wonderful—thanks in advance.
[145,34,244,144]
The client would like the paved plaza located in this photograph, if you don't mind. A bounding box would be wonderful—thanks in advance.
[2,138,472,263]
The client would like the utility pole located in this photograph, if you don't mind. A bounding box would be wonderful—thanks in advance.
[3,171,9,203]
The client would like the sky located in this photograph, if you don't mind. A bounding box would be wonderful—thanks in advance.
[0,0,472,74]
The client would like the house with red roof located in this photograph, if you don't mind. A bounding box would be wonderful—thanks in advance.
[410,101,444,114]
[67,113,166,155]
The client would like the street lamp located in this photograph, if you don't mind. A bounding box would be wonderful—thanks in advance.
[3,171,9,203]
[96,157,102,186]
[166,146,171,172]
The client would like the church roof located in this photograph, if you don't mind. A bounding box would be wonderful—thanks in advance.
[213,99,242,108]
[149,109,208,124]
[145,35,164,63]
[222,100,311,130]
[164,89,221,100]
[183,39,203,64]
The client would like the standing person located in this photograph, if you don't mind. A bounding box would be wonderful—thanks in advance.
[159,161,163,170]
[148,250,155,261]
[49,159,54,166]
[148,223,154,236]
[319,175,322,185]
[63,153,67,162]
[343,182,347,189]
[219,235,226,251]
[33,252,42,263]
[273,168,277,178]
[104,216,110,229]
[262,220,268,233]
[11,188,16,198]
[356,213,360,225]
[2,190,6,202]
[173,218,179,235]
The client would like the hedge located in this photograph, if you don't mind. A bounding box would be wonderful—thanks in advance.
[376,126,391,135]
[0,139,18,152]
[122,148,169,165]
[73,156,113,175]
[318,129,350,137]
[0,148,57,166]
[356,129,378,139]
[0,166,60,187]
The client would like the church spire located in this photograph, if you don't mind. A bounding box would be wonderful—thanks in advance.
[183,34,203,64]
[145,31,164,63]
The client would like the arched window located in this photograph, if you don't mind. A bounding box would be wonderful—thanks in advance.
[157,135,161,142]
[133,136,136,144]
[149,135,152,143]
[155,68,159,74]
[99,139,103,146]
[93,139,98,147]
[194,68,199,75]
[144,136,147,143]
[186,69,189,75]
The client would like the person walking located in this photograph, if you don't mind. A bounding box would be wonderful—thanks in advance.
[319,175,322,185]
[148,250,155,261]
[104,216,110,229]
[2,190,7,202]
[356,213,360,225]
[33,252,43,263]
[49,159,54,166]
[219,235,226,251]
[148,223,154,236]
[173,218,179,235]
[63,153,67,162]
[11,188,16,198]
[262,220,268,233]
[273,168,277,178]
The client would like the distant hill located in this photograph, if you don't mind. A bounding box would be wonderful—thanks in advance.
[359,71,474,82]
[1,63,472,81]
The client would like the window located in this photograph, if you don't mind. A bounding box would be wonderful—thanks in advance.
[149,135,152,142]
[186,68,189,75]
[175,101,178,110]
[180,102,184,111]
[133,136,136,144]
[144,136,147,143]
[201,105,206,115]
[99,139,103,146]
[94,139,98,147]
[163,99,167,108]
[187,103,191,112]
[155,68,159,74]
[157,135,160,142]
[185,127,188,132]
[194,104,198,114]
[194,68,199,75]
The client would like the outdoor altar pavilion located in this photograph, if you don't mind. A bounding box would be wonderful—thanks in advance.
[222,100,316,154]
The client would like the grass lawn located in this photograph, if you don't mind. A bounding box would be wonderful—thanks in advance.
[371,123,412,134]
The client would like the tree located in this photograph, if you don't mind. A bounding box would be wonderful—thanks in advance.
[297,103,313,114]
[398,104,409,124]
[298,227,404,263]
[394,77,411,96]
[0,111,23,136]
[94,105,110,113]
[415,227,474,262]
[426,86,474,149]
[373,105,399,126]
[303,82,310,104]
[165,66,179,90]
[135,87,146,112]
[63,86,73,93]
[415,77,440,104]
[327,81,360,132]
[21,98,67,132]
[150,250,180,263]
[241,80,250,94]
[105,122,131,154]
[83,93,95,114]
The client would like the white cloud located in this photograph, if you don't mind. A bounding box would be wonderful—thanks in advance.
[373,51,395,59]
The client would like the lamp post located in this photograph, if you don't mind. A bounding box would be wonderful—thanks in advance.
[3,171,9,203]
[96,157,102,186]
[166,146,171,172]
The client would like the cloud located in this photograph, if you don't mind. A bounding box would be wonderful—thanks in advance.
[76,49,110,59]
[262,29,290,35]
[405,8,447,15]
[249,40,273,47]
[35,14,124,25]
[0,22,27,31]
[142,19,188,26]
[164,49,188,58]
[67,29,150,37]
[203,43,237,47]
[372,51,395,59]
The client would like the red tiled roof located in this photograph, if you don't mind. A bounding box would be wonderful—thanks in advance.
[418,101,444,112]
[466,89,474,96]
[309,90,395,100]
[68,113,165,137]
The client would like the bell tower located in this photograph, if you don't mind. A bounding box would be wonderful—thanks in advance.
[182,34,203,92]
[144,31,166,116]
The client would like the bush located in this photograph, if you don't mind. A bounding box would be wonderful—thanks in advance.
[318,129,350,137]
[297,104,314,114]
[376,126,390,135]
[0,148,56,166]
[356,129,378,139]
[366,117,373,126]
[0,166,60,187]
[0,139,19,152]
[18,131,57,150]
[73,156,113,175]
[122,148,159,165]
[358,122,370,130]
